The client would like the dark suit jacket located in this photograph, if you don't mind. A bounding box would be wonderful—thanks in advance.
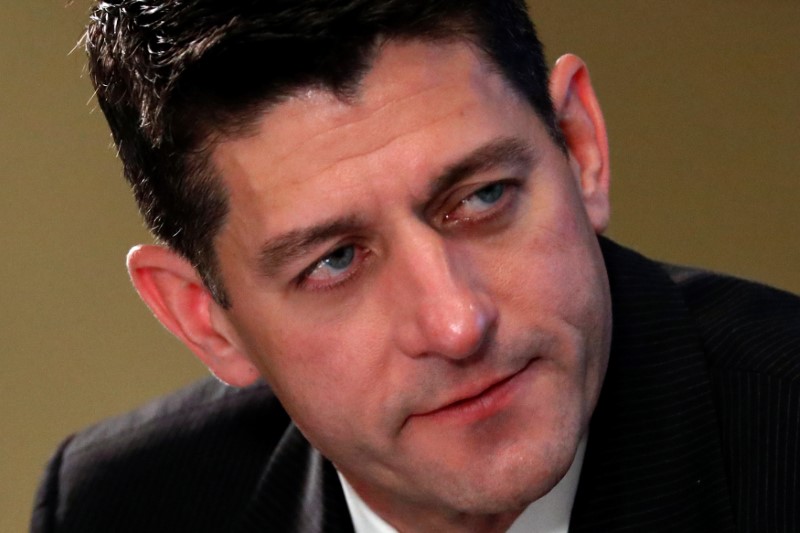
[31,239,800,532]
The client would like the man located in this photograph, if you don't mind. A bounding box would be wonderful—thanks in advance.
[32,1,799,532]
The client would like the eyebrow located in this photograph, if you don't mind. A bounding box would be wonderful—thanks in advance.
[426,137,537,201]
[255,136,536,277]
[257,215,367,277]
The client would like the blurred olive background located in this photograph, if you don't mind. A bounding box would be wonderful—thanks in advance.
[3,1,797,530]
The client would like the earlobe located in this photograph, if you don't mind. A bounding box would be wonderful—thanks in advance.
[126,245,260,387]
[549,54,611,233]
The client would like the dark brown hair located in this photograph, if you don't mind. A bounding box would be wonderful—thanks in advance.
[85,0,560,307]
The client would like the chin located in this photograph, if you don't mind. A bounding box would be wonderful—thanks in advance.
[430,435,577,516]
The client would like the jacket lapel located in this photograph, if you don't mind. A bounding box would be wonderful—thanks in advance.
[235,424,355,533]
[570,239,735,531]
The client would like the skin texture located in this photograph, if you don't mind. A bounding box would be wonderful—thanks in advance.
[127,41,612,532]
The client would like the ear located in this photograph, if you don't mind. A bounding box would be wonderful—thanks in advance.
[126,244,260,387]
[549,54,611,233]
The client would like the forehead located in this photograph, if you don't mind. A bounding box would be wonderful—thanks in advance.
[210,40,535,242]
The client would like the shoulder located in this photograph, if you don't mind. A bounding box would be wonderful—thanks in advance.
[64,376,288,458]
[665,263,800,379]
[663,265,800,531]
[33,378,291,532]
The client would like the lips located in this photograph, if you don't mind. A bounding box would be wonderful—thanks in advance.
[411,359,536,423]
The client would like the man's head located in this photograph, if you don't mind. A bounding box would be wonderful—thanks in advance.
[86,0,561,307]
[89,1,613,530]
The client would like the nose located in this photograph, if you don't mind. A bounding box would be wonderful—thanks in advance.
[391,227,497,361]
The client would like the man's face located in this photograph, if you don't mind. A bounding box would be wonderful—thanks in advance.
[211,41,611,524]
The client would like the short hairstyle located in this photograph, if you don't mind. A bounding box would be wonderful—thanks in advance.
[85,0,560,308]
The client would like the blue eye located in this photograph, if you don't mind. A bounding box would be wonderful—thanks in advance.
[321,246,355,271]
[473,183,504,204]
[442,180,519,227]
[302,244,360,287]
[460,182,506,214]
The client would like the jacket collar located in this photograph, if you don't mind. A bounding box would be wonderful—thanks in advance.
[236,424,354,533]
[569,238,734,531]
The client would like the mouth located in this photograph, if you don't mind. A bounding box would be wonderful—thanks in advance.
[411,359,537,425]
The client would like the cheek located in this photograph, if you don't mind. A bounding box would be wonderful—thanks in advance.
[491,225,598,320]
[485,178,610,377]
[506,173,604,306]
[239,305,391,428]
[250,334,365,451]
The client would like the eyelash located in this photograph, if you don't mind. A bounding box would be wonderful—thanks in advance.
[295,180,520,292]
[296,243,371,292]
[442,179,520,228]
